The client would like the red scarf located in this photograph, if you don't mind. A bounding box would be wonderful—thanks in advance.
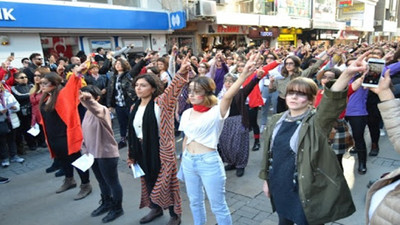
[193,104,211,112]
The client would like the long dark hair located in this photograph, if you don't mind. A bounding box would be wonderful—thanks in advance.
[281,55,302,78]
[39,72,63,111]
[133,74,164,99]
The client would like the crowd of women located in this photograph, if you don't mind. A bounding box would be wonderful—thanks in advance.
[1,40,400,225]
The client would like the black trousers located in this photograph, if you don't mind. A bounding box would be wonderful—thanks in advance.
[247,106,260,137]
[346,116,367,151]
[92,158,123,202]
[58,152,90,184]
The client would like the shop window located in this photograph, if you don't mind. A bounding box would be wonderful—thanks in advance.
[113,0,140,7]
[41,36,80,60]
[89,39,113,53]
[122,38,145,52]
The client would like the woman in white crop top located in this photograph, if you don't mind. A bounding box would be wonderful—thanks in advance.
[179,53,260,225]
[126,56,191,225]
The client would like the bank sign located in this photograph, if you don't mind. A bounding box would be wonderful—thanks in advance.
[0,1,184,30]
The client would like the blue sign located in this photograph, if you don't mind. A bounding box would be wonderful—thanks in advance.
[0,2,170,30]
[169,11,186,30]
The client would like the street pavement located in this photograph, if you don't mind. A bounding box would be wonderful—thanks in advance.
[1,122,400,225]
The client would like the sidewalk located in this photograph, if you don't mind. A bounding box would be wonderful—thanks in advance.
[1,124,400,225]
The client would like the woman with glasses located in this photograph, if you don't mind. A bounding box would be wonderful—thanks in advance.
[39,63,92,200]
[314,68,363,170]
[197,62,210,77]
[11,72,35,154]
[269,49,331,113]
[258,51,368,224]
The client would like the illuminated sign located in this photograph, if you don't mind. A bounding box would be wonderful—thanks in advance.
[0,8,15,21]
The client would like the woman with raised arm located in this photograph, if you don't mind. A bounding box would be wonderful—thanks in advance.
[258,52,369,225]
[126,56,190,225]
[178,53,259,225]
[39,62,92,200]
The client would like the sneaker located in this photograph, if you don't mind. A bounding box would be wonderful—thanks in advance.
[118,140,127,149]
[10,155,25,163]
[260,125,265,134]
[380,129,386,136]
[0,176,10,184]
[2,159,10,167]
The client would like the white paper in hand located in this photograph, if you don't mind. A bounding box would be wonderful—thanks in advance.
[27,123,40,136]
[131,163,145,178]
[72,153,94,172]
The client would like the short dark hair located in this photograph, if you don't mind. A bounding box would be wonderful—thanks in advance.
[81,85,102,99]
[21,57,29,64]
[29,53,41,61]
[96,47,104,53]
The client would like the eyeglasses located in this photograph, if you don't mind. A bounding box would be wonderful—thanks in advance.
[287,90,307,98]
[18,76,28,79]
[237,65,245,67]
[199,65,206,68]
[285,62,295,66]
[266,57,275,60]
[224,80,234,84]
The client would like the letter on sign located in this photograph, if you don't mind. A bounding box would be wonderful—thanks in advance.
[0,8,16,21]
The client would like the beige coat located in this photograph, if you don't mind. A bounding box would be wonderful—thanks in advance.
[366,99,400,225]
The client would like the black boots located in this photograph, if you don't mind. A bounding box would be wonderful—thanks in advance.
[252,139,260,151]
[358,150,367,175]
[369,143,379,156]
[45,160,60,173]
[102,199,124,223]
[91,195,113,217]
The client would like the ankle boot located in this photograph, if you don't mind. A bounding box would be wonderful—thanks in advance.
[74,183,92,200]
[357,150,367,175]
[56,177,77,193]
[102,199,124,223]
[369,143,380,156]
[140,207,163,224]
[252,139,260,151]
[46,160,60,173]
[166,214,181,225]
[91,195,113,217]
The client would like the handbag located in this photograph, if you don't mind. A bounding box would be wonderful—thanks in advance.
[0,120,10,136]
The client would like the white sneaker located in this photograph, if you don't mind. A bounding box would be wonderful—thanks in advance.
[10,155,24,163]
[2,159,10,167]
[380,129,386,136]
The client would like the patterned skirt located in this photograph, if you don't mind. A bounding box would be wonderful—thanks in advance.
[218,115,249,168]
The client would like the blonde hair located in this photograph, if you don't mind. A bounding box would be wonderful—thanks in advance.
[188,76,218,107]
[30,67,51,95]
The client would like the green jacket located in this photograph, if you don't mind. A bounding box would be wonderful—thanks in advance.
[259,85,356,224]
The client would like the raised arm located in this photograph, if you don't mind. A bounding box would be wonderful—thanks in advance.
[219,53,259,117]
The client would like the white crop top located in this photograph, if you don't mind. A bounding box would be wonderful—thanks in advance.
[133,104,161,139]
[179,104,229,149]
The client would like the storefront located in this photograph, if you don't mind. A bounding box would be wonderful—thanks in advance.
[196,23,250,52]
[0,1,185,67]
[277,28,303,46]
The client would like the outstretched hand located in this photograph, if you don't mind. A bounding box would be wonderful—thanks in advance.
[177,54,191,75]
[241,52,261,77]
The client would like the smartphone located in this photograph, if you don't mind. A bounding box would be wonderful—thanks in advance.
[362,58,385,88]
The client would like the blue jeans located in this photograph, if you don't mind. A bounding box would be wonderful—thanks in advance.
[260,88,278,126]
[181,150,232,225]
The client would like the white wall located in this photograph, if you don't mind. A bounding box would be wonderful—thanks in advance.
[150,34,167,55]
[0,33,43,68]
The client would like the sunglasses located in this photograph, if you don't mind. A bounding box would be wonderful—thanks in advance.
[18,76,28,79]
[287,90,307,98]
